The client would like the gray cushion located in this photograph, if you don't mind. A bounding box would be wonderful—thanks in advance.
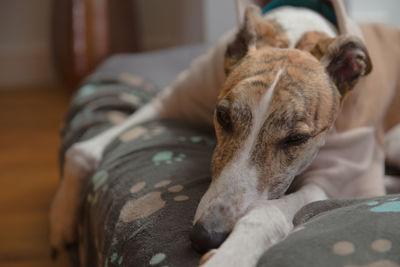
[90,44,209,90]
[61,44,400,267]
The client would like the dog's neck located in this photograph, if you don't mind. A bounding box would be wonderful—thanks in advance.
[263,6,337,48]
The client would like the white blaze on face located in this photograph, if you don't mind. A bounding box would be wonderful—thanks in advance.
[194,67,285,228]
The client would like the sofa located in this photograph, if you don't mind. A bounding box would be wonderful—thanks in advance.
[60,44,400,267]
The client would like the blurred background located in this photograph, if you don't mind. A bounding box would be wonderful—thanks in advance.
[0,0,399,266]
[1,0,400,90]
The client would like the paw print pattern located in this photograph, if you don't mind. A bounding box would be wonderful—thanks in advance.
[152,151,186,166]
[119,125,166,143]
[86,170,109,205]
[149,252,167,266]
[332,241,355,256]
[119,179,190,223]
[107,111,127,125]
[343,259,399,267]
[104,252,124,267]
[119,92,143,106]
[366,197,400,213]
[87,170,110,205]
[119,73,145,87]
[118,73,157,94]
[92,170,109,191]
[78,84,96,97]
[178,135,215,147]
[332,239,398,267]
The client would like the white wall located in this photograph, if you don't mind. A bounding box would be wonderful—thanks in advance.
[347,0,400,27]
[0,0,398,89]
[202,0,400,44]
[203,0,237,43]
[0,0,56,89]
[135,0,203,50]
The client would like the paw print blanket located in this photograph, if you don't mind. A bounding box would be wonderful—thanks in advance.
[60,51,400,267]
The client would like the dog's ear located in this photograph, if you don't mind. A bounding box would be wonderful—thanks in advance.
[224,4,289,75]
[311,35,372,96]
[224,5,261,74]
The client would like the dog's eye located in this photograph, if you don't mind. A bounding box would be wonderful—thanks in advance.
[216,107,231,131]
[281,134,310,147]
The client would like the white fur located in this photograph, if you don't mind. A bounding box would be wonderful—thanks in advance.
[51,6,338,265]
[221,67,284,184]
[244,66,284,161]
[49,145,97,249]
[201,184,327,267]
[194,67,284,230]
[49,102,158,249]
[263,7,337,48]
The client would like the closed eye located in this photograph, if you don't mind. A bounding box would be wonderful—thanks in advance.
[216,106,232,131]
[280,134,310,148]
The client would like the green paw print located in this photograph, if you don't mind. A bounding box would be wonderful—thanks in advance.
[152,151,186,166]
[87,170,110,205]
[120,125,166,143]
[92,170,109,191]
[178,135,215,147]
[178,136,202,143]
[149,252,167,266]
[104,252,123,267]
[366,197,400,213]
[78,84,96,97]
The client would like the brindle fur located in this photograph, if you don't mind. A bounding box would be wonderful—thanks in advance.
[211,5,371,202]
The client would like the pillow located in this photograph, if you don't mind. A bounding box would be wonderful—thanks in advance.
[257,195,400,267]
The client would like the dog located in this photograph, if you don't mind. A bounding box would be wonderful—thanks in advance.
[50,1,400,266]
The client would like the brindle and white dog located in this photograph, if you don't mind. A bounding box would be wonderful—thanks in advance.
[50,3,400,267]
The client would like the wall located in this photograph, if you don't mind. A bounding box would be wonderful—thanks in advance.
[203,0,237,43]
[202,0,400,44]
[134,0,204,50]
[0,0,399,89]
[347,0,400,27]
[0,0,56,89]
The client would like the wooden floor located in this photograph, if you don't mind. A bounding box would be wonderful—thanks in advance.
[0,87,72,267]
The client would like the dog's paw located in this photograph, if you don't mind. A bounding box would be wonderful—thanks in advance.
[49,180,80,254]
[64,141,103,176]
[49,196,77,252]
[199,202,292,267]
[49,141,102,254]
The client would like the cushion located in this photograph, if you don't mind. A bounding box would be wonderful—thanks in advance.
[60,45,400,267]
[257,196,400,267]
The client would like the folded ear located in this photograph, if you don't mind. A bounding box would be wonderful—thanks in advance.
[311,35,372,96]
[224,4,289,74]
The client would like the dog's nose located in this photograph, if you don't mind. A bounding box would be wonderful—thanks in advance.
[189,222,229,253]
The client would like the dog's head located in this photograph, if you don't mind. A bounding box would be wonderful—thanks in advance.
[190,5,372,252]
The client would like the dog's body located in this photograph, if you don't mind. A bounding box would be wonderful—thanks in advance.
[50,2,400,266]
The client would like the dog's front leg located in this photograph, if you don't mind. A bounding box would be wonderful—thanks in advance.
[49,103,158,252]
[50,32,231,252]
[200,183,327,267]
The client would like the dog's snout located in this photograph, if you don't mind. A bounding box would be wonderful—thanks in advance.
[190,222,229,253]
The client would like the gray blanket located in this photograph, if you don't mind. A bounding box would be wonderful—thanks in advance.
[60,45,400,267]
